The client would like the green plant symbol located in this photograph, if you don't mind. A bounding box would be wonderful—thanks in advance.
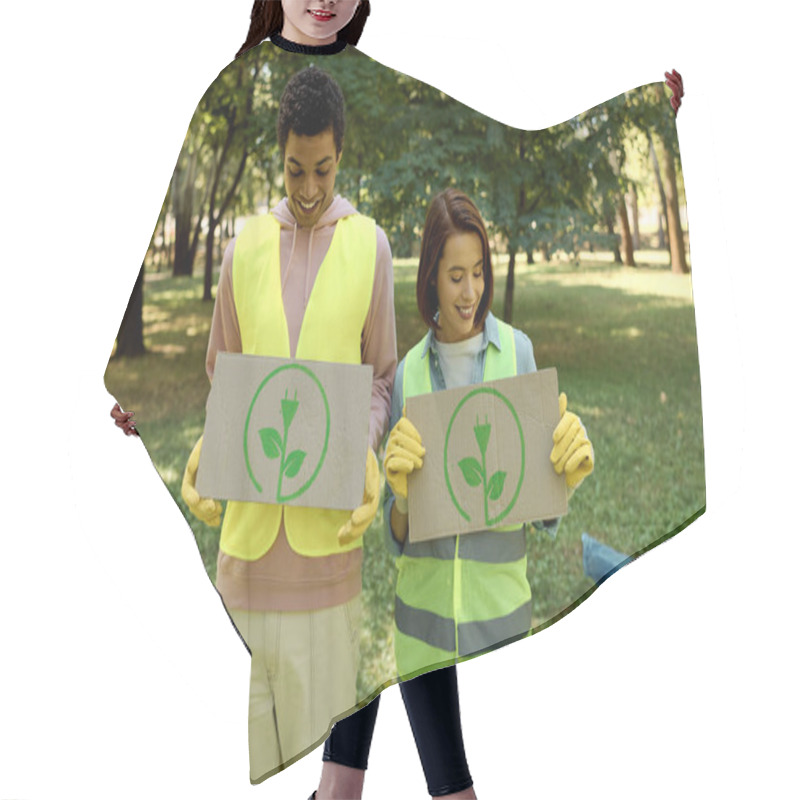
[457,416,509,527]
[257,389,309,501]
[243,364,330,503]
[444,388,525,527]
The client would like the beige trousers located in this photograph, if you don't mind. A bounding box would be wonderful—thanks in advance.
[229,596,361,783]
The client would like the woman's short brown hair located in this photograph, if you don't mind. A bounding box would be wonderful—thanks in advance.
[416,189,494,331]
[237,1,371,59]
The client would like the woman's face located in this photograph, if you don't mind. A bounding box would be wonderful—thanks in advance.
[280,0,361,46]
[434,232,486,343]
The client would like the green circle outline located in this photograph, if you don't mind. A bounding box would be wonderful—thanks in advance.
[443,387,525,526]
[243,363,330,502]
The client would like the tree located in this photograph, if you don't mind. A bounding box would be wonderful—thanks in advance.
[655,84,688,274]
[200,49,271,301]
[648,134,669,248]
[114,263,145,357]
[171,122,214,278]
[628,84,688,272]
[627,184,641,250]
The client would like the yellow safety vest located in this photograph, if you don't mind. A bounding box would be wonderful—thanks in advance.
[395,318,533,679]
[220,212,376,560]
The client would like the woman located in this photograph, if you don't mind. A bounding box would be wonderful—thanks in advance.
[383,188,594,679]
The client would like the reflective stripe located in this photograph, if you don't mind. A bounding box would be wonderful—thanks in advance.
[402,537,457,560]
[458,528,526,563]
[395,596,532,658]
[401,528,526,563]
[457,600,532,655]
[395,595,456,653]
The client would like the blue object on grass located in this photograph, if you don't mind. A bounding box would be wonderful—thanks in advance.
[581,533,631,585]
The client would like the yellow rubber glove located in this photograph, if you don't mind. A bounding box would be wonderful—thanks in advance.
[383,415,425,500]
[338,449,380,545]
[550,393,594,490]
[181,436,223,527]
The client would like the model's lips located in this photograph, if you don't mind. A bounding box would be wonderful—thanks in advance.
[308,9,335,22]
[296,198,322,214]
[456,304,475,320]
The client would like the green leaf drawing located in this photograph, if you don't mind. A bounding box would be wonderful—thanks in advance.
[487,470,507,501]
[458,457,484,487]
[283,449,307,479]
[474,416,492,457]
[281,391,299,428]
[259,427,282,459]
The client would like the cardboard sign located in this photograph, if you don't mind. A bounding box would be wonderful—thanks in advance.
[196,353,372,510]
[406,368,567,542]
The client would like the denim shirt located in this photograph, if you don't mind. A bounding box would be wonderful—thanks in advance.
[383,312,560,556]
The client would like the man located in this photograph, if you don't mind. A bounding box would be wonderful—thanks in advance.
[181,65,396,784]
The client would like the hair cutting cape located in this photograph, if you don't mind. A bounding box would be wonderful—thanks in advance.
[105,39,704,780]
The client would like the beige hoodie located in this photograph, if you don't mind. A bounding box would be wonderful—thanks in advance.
[207,196,397,612]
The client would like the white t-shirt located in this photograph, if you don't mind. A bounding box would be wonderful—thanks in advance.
[435,331,483,389]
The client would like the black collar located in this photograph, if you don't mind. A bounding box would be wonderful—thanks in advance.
[270,33,348,55]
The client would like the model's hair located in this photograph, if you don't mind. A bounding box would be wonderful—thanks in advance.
[236,0,371,59]
[417,189,494,331]
[278,66,346,155]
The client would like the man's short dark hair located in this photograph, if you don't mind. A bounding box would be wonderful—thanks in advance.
[278,67,346,155]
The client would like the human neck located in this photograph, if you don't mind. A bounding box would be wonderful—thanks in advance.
[270,32,347,55]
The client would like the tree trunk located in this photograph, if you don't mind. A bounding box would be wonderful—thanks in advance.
[660,137,689,274]
[203,159,219,303]
[648,134,669,249]
[617,193,636,266]
[503,246,516,324]
[204,144,250,302]
[172,152,198,277]
[204,224,217,302]
[628,185,640,250]
[165,212,174,273]
[526,249,534,265]
[157,208,168,271]
[115,264,145,357]
[540,244,550,262]
[606,215,622,264]
[173,216,193,276]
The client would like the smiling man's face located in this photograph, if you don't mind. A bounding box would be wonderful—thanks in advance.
[284,127,341,229]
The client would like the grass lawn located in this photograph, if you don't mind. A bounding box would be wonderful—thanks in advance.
[105,249,705,696]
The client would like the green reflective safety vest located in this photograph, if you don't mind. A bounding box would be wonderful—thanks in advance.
[220,212,376,560]
[395,318,533,679]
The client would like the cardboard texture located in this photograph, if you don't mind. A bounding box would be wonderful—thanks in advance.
[196,353,372,510]
[406,368,567,542]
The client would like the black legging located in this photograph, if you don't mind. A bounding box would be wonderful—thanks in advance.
[323,665,473,797]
